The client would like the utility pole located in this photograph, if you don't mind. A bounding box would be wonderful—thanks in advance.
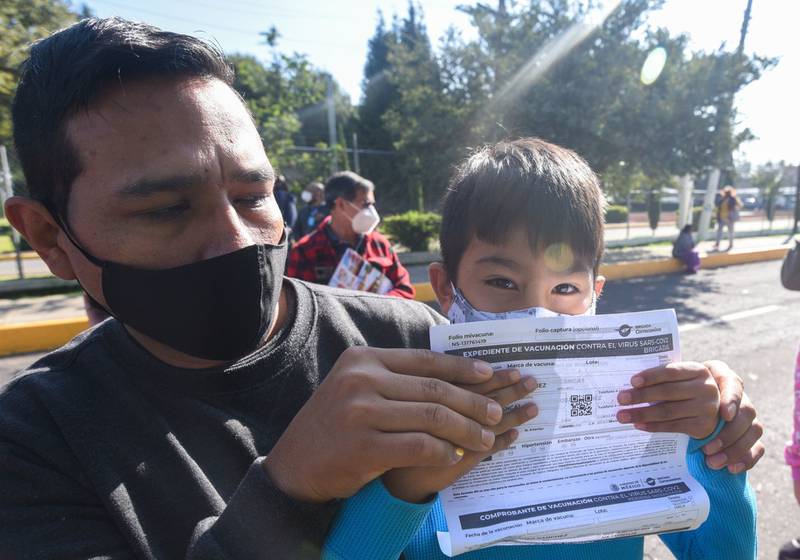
[326,75,338,175]
[352,132,361,175]
[0,145,24,279]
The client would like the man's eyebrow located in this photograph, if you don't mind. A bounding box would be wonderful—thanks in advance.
[231,166,274,184]
[475,255,524,272]
[116,175,204,198]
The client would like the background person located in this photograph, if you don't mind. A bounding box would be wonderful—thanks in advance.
[288,170,416,299]
[713,186,742,252]
[274,173,298,232]
[294,180,327,239]
[673,224,701,273]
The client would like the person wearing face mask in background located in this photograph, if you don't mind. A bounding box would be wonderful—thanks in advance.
[288,171,416,299]
[293,181,327,240]
[273,174,298,233]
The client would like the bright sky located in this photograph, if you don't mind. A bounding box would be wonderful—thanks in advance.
[82,0,799,166]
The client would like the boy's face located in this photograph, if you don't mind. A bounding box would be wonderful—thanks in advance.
[430,227,605,317]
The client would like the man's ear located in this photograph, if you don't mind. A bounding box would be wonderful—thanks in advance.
[594,274,606,299]
[429,262,454,315]
[4,196,77,280]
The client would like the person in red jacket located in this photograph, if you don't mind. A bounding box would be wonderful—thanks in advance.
[288,171,416,299]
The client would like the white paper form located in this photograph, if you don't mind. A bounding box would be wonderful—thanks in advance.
[430,309,710,557]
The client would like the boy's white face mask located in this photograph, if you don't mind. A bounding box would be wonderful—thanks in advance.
[447,285,597,324]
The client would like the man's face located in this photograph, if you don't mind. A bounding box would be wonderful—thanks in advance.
[61,77,284,307]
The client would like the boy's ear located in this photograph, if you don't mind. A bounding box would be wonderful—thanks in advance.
[594,274,606,299]
[428,262,454,315]
[4,196,77,280]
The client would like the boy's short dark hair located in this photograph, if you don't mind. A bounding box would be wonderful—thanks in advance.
[440,138,605,280]
[12,17,234,217]
[324,171,374,209]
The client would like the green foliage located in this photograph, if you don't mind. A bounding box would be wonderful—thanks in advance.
[605,205,629,224]
[647,191,661,231]
[0,0,79,186]
[381,211,441,251]
[752,165,782,223]
[357,0,774,211]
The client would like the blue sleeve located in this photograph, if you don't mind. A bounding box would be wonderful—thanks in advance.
[659,426,757,559]
[323,478,435,560]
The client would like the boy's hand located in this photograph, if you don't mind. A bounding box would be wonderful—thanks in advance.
[700,360,764,473]
[616,361,720,440]
[383,371,539,503]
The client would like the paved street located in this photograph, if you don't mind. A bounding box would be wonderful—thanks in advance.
[1,260,798,558]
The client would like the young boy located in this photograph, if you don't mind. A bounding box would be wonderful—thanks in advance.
[323,138,757,559]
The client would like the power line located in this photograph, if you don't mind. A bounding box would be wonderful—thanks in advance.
[89,0,360,49]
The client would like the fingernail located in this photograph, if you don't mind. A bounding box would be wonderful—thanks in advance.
[726,403,737,420]
[618,391,632,405]
[525,404,538,419]
[508,429,519,443]
[453,447,465,462]
[523,376,538,391]
[728,463,746,474]
[707,452,727,469]
[631,376,644,388]
[618,411,631,423]
[703,439,723,455]
[482,429,495,448]
[487,401,503,423]
[474,361,493,376]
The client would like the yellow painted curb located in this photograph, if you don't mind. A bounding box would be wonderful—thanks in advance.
[0,251,39,262]
[0,316,89,357]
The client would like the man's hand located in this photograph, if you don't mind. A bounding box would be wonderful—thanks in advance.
[616,361,720,439]
[263,347,508,503]
[383,373,539,503]
[699,360,764,474]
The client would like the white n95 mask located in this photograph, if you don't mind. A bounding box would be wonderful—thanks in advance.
[351,205,381,235]
[447,286,596,324]
[301,190,313,203]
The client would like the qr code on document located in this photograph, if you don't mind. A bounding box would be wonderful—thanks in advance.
[570,394,593,417]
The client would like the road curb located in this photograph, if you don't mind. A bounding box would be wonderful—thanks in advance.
[0,246,790,357]
[0,317,89,357]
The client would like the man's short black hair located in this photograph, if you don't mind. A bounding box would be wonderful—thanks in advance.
[324,171,374,209]
[12,17,234,217]
[440,138,605,281]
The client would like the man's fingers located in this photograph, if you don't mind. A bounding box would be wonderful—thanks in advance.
[629,362,708,389]
[459,369,521,395]
[377,432,465,469]
[378,370,503,426]
[374,401,496,452]
[487,377,538,407]
[370,347,493,384]
[705,360,743,421]
[489,403,538,434]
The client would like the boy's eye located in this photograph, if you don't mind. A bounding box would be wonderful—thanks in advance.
[553,283,579,295]
[486,278,518,290]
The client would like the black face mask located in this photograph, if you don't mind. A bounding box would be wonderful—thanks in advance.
[51,209,288,361]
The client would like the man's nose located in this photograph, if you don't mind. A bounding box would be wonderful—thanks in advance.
[200,203,255,260]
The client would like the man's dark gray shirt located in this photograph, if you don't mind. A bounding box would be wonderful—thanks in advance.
[0,279,443,559]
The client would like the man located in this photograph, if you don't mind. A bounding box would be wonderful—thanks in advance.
[1,17,762,560]
[274,174,298,232]
[288,171,416,299]
[0,18,524,558]
[294,181,327,239]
